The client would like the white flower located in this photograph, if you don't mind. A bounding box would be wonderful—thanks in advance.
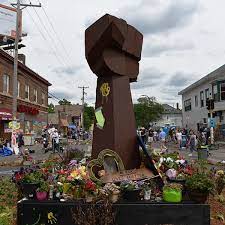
[159,157,164,164]
[166,157,173,163]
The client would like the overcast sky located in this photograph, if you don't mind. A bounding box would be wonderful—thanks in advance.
[1,0,225,107]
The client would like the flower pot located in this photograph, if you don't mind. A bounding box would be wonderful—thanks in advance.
[123,189,141,201]
[188,190,209,203]
[110,193,120,203]
[163,189,182,203]
[21,183,39,199]
[36,191,48,201]
[144,189,151,201]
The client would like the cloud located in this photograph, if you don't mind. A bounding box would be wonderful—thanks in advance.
[51,65,81,75]
[119,0,199,35]
[143,40,195,57]
[166,72,195,88]
[131,67,166,90]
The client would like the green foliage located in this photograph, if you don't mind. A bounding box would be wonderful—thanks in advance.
[37,181,49,192]
[185,173,214,193]
[22,171,42,184]
[0,178,17,225]
[48,103,55,113]
[134,96,164,127]
[58,98,72,105]
[83,105,95,130]
[163,183,183,192]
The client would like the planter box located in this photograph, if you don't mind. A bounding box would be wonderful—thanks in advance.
[17,200,210,225]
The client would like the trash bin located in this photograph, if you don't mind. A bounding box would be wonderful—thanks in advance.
[197,147,208,160]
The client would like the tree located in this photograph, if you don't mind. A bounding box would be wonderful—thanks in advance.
[48,103,55,113]
[83,105,95,130]
[133,96,164,127]
[58,98,71,105]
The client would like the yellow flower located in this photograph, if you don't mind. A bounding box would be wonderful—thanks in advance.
[70,170,78,178]
[216,170,224,176]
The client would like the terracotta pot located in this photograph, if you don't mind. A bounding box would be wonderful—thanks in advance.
[188,190,209,203]
[36,191,48,201]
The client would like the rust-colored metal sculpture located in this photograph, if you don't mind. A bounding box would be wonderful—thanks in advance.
[85,14,143,169]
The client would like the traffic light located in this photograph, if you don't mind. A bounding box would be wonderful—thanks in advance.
[206,99,214,110]
[206,99,210,110]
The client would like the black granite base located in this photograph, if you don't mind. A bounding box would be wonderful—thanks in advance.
[17,200,210,225]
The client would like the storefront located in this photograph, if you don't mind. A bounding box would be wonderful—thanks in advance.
[0,108,13,141]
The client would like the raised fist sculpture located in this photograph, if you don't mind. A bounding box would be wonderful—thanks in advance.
[85,14,143,169]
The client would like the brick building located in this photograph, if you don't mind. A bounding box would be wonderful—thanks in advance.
[0,49,51,141]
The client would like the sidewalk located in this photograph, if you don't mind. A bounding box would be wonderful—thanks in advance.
[151,141,225,164]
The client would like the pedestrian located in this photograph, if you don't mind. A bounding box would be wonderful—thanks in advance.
[140,128,146,144]
[176,129,182,150]
[188,130,196,156]
[52,129,59,153]
[17,131,24,155]
[153,130,158,142]
[148,129,154,148]
[159,129,167,152]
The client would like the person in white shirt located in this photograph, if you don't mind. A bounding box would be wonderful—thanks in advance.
[176,129,182,150]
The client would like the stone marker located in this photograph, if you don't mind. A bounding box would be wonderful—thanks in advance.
[85,14,143,169]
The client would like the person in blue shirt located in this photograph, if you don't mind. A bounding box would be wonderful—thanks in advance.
[159,129,167,151]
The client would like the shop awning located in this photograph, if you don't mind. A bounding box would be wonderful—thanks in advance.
[60,119,69,127]
[0,108,13,120]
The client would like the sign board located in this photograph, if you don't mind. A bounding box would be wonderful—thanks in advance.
[0,4,22,39]
[208,118,216,128]
[100,167,155,183]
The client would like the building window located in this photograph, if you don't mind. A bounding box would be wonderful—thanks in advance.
[34,88,37,102]
[3,74,10,93]
[184,99,191,111]
[203,118,207,124]
[221,82,225,101]
[205,88,209,100]
[200,91,204,107]
[25,84,30,100]
[213,84,218,101]
[17,81,20,97]
[195,95,198,107]
[41,92,45,105]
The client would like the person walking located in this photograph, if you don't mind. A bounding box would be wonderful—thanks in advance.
[188,130,196,156]
[176,129,182,151]
[148,129,154,148]
[17,131,24,156]
[159,129,167,152]
[52,129,59,153]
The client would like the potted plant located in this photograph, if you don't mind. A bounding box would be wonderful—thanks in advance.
[142,183,152,201]
[163,183,182,203]
[120,180,142,201]
[36,180,49,201]
[185,173,214,203]
[20,171,41,199]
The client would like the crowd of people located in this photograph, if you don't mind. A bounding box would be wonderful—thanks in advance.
[138,126,212,156]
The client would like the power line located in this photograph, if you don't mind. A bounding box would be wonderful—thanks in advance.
[31,6,70,67]
[48,92,62,102]
[37,0,73,65]
[25,8,67,67]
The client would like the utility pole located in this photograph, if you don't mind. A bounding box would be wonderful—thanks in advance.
[78,86,89,130]
[11,0,41,120]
